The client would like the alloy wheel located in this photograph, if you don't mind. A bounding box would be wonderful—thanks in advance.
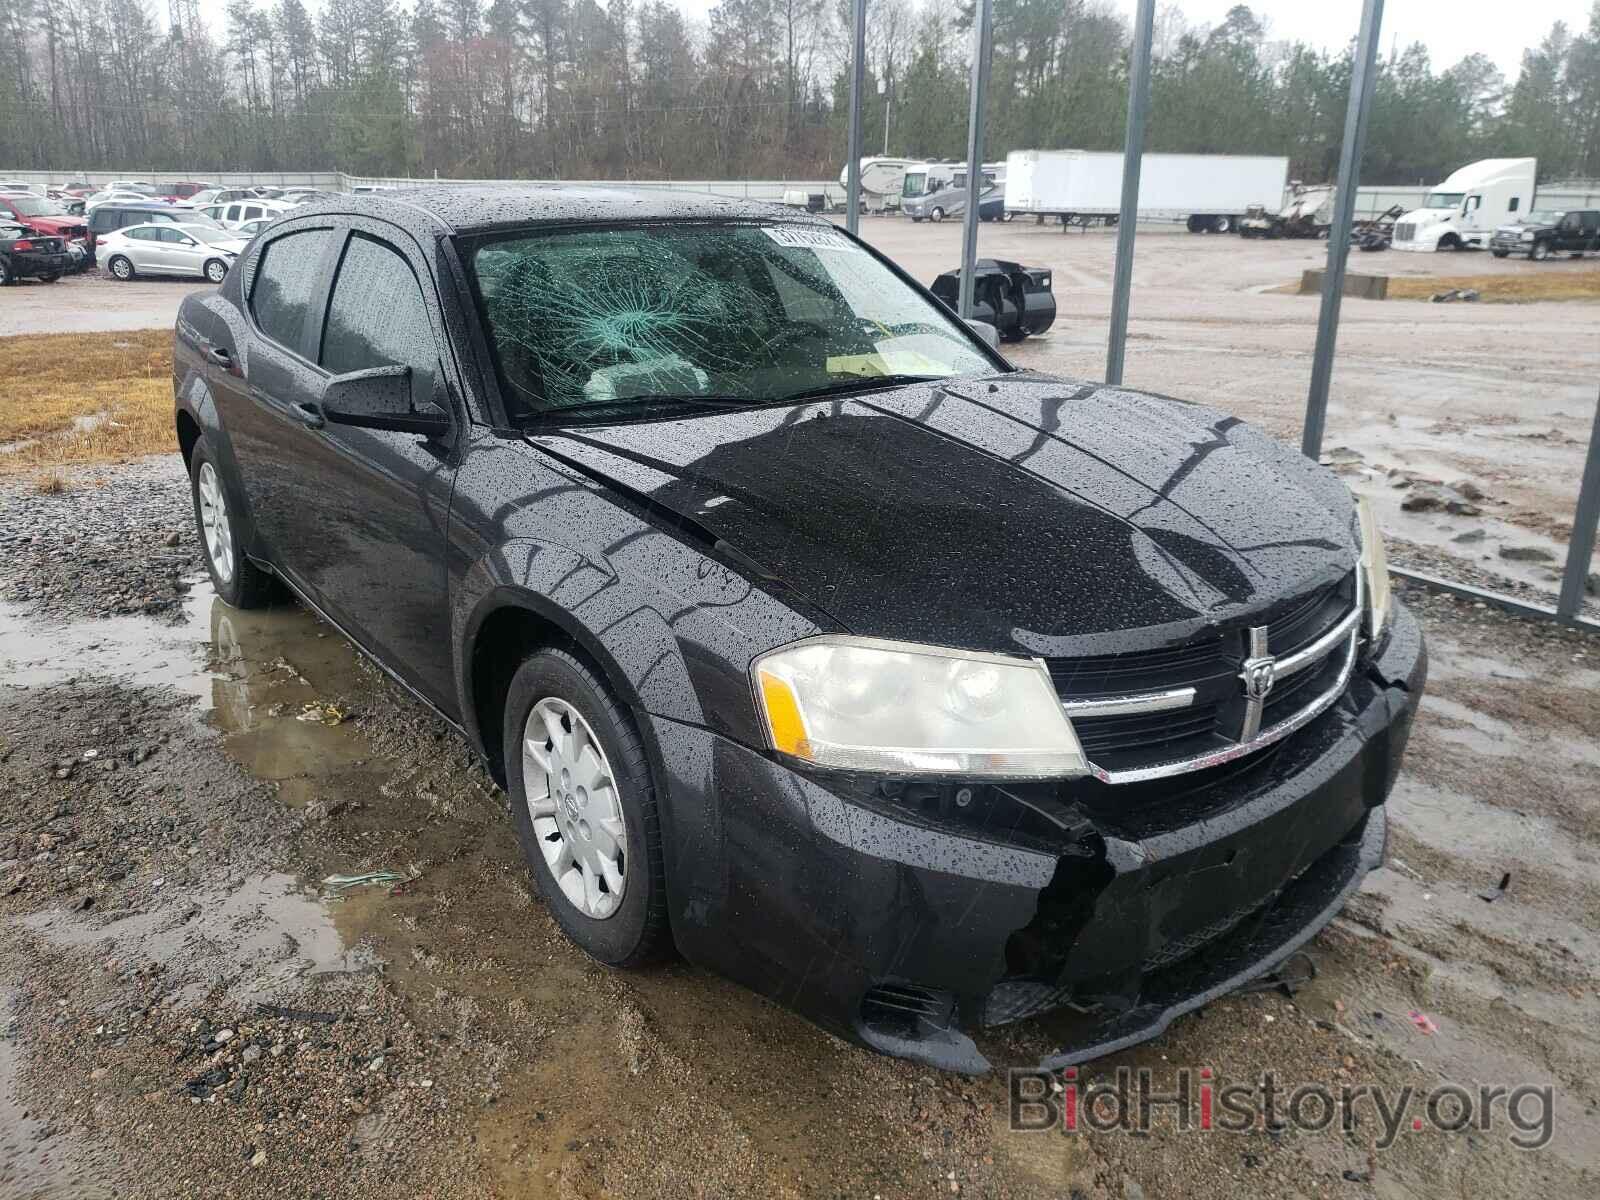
[205,259,227,283]
[110,257,131,280]
[522,697,627,919]
[196,461,235,583]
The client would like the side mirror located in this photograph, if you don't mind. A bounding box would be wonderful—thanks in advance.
[965,319,1000,350]
[321,364,450,436]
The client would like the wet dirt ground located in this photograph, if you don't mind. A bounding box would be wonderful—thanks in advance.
[0,272,208,337]
[1,459,1597,1199]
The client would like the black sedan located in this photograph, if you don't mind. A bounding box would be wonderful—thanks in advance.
[0,220,69,283]
[172,188,1425,1074]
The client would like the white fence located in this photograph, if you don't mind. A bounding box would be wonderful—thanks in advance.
[5,168,1599,219]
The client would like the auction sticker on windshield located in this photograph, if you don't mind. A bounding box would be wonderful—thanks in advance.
[761,225,864,252]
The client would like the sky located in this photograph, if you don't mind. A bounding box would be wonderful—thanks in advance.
[191,0,1569,82]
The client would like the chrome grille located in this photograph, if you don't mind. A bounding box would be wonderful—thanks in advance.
[1395,222,1415,241]
[1054,572,1361,784]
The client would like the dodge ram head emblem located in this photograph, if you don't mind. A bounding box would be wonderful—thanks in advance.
[1241,655,1277,701]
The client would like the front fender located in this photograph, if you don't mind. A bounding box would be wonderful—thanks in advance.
[452,531,823,759]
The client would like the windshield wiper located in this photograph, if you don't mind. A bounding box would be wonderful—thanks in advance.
[524,393,769,425]
[780,374,948,403]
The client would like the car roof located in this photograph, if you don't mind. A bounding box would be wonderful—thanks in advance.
[287,184,827,237]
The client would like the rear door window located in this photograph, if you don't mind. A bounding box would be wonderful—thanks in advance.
[249,229,333,352]
[319,234,437,409]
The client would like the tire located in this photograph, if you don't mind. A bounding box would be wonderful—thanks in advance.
[909,216,922,223]
[1002,210,1015,222]
[929,206,945,223]
[1491,249,1509,258]
[203,258,228,283]
[188,437,274,609]
[0,258,10,286]
[1211,214,1234,234]
[1530,240,1550,261]
[503,648,670,968]
[107,254,134,280]
[1186,215,1204,233]
[39,273,59,283]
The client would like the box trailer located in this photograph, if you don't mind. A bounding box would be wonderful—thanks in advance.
[1004,149,1289,233]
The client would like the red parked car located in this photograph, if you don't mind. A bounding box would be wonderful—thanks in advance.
[159,181,215,202]
[0,194,88,249]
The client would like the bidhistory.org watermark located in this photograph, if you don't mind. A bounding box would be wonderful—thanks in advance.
[1009,1067,1554,1151]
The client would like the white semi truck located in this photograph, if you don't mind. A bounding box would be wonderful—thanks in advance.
[1389,158,1538,252]
[1003,149,1289,232]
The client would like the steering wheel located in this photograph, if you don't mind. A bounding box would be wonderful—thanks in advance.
[750,321,835,368]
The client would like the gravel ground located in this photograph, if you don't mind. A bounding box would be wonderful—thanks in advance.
[0,458,200,622]
[3,456,1597,1200]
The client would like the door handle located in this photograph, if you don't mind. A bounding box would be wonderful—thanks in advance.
[293,401,325,429]
[206,346,232,368]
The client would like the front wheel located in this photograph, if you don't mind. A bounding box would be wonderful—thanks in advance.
[504,648,670,967]
[1491,249,1509,258]
[188,438,275,608]
[204,258,228,283]
[107,255,134,280]
[929,206,945,223]
[1530,240,1550,261]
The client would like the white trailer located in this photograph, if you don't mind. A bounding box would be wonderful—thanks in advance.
[1389,158,1538,252]
[837,157,922,212]
[1004,149,1289,233]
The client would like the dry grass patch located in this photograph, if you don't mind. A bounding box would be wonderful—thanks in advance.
[0,329,174,471]
[1386,267,1600,303]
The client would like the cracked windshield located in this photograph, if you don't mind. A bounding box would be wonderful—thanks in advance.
[469,222,994,418]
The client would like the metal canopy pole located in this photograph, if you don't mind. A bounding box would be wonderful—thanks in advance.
[845,0,866,235]
[1300,0,1384,460]
[1105,0,1156,386]
[957,0,994,319]
[1557,389,1600,620]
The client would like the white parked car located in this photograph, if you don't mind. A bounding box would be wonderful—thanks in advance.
[192,198,293,229]
[86,189,157,209]
[232,217,273,240]
[98,221,249,283]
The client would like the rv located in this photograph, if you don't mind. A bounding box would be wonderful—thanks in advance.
[837,157,921,213]
[902,162,1006,222]
[1389,158,1537,252]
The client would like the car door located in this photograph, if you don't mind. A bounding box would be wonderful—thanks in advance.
[162,227,204,275]
[121,226,160,271]
[1582,211,1600,251]
[208,222,341,576]
[267,222,461,708]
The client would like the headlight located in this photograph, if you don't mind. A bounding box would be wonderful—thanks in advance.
[752,636,1088,778]
[1356,497,1391,640]
[1520,231,1534,241]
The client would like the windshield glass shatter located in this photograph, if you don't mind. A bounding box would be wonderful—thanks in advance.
[468,223,993,421]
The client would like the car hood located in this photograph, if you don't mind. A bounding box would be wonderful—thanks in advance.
[527,374,1358,657]
[1495,221,1552,235]
[19,215,80,234]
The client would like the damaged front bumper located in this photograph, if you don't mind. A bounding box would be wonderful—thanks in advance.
[650,601,1426,1075]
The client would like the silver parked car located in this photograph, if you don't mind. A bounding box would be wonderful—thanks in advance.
[98,221,250,283]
